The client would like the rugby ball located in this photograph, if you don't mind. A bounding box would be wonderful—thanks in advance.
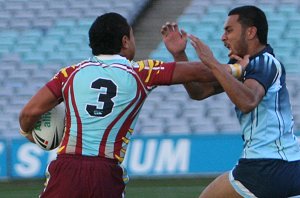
[32,103,65,150]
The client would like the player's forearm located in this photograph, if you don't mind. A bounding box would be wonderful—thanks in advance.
[19,86,59,136]
[209,63,257,113]
[184,81,223,100]
[193,62,235,82]
[19,110,38,143]
[19,109,40,133]
[171,51,208,99]
[172,51,188,62]
[171,61,215,83]
[170,51,226,99]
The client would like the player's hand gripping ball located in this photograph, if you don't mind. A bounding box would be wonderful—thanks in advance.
[32,103,65,150]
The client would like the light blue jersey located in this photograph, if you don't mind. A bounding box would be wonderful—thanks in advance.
[235,45,300,161]
[46,54,175,163]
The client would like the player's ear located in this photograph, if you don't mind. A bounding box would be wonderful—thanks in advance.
[247,26,257,40]
[122,35,130,49]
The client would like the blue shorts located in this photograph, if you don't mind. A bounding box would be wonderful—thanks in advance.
[229,159,300,198]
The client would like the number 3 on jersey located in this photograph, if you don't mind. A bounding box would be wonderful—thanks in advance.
[86,78,117,117]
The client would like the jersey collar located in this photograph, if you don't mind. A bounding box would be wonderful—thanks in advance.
[94,54,127,61]
[249,44,274,60]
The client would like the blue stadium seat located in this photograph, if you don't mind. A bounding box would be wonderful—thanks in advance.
[4,1,24,11]
[206,5,229,17]
[191,121,218,134]
[63,35,86,45]
[0,10,11,21]
[23,51,46,65]
[69,1,91,9]
[26,1,46,10]
[47,1,69,10]
[35,44,56,54]
[137,125,165,136]
[278,4,298,16]
[47,28,68,37]
[60,9,83,19]
[70,50,91,62]
[22,29,43,37]
[8,18,32,29]
[91,1,112,10]
[78,18,94,29]
[13,10,35,20]
[32,18,54,29]
[37,9,59,20]
[0,36,15,46]
[166,121,191,135]
[55,19,77,29]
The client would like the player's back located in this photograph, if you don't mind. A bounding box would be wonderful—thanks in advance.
[58,55,146,160]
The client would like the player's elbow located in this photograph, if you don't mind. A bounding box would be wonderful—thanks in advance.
[236,93,262,114]
[188,94,201,100]
[188,93,209,100]
[239,107,252,114]
[238,103,257,114]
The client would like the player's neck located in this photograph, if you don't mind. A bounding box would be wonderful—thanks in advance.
[248,43,266,57]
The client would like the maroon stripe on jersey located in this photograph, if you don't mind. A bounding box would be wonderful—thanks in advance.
[98,93,140,157]
[113,75,147,158]
[69,77,83,155]
[60,70,82,155]
[98,71,141,158]
[59,82,71,154]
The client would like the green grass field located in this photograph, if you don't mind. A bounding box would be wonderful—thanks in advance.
[0,177,215,198]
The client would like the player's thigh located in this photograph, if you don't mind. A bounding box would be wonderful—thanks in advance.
[40,159,85,198]
[199,172,242,198]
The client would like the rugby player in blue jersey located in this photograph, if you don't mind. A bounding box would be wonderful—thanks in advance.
[162,5,300,198]
[19,12,248,198]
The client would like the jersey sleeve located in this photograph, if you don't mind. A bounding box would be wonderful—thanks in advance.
[46,65,78,100]
[244,55,278,92]
[132,59,175,87]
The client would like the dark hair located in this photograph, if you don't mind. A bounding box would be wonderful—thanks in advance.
[89,12,131,55]
[229,5,268,45]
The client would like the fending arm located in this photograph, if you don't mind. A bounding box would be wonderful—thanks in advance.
[161,22,224,100]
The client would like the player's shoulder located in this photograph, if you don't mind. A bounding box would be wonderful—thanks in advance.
[57,65,78,77]
[249,52,278,71]
[51,64,81,82]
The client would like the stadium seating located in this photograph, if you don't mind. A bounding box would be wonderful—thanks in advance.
[0,0,299,138]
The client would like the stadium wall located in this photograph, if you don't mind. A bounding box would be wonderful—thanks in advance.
[0,133,299,180]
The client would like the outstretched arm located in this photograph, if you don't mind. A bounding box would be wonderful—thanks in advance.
[161,23,224,99]
[189,34,263,113]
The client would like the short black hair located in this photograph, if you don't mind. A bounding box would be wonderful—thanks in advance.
[229,5,268,45]
[89,12,131,55]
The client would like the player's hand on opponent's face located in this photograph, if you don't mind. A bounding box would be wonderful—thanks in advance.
[189,34,250,71]
[161,22,188,55]
[188,34,219,68]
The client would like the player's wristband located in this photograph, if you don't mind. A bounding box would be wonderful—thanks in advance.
[229,63,242,78]
[19,128,31,137]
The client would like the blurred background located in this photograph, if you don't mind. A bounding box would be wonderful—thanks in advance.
[0,0,299,196]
